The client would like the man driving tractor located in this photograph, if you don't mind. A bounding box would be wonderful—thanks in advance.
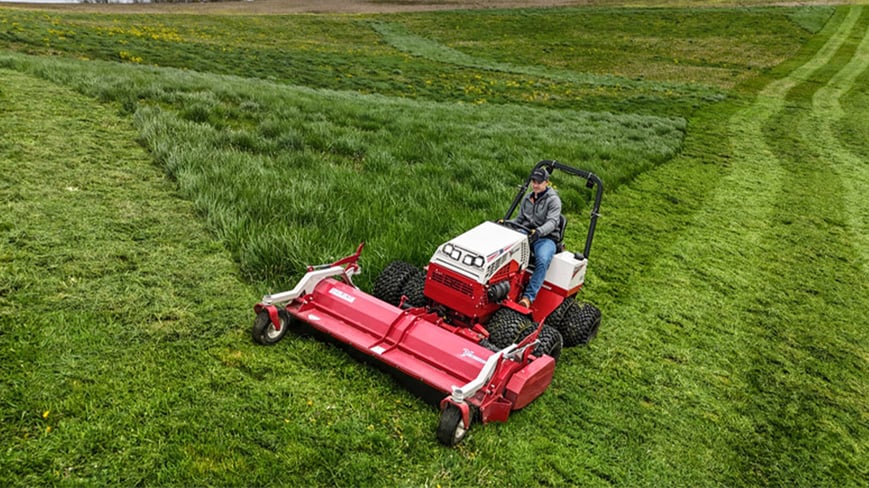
[508,167,563,308]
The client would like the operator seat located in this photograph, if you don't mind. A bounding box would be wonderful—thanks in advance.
[555,214,567,253]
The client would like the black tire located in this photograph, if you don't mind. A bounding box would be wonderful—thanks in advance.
[576,303,602,344]
[252,309,290,345]
[479,338,501,352]
[545,298,573,332]
[534,325,564,361]
[437,404,473,446]
[558,301,601,347]
[546,299,578,347]
[401,269,427,308]
[486,308,533,349]
[516,323,563,361]
[372,261,419,307]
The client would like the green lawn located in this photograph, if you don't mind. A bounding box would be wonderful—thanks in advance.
[1,3,866,486]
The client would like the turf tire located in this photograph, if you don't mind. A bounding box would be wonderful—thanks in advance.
[576,303,602,344]
[486,308,533,349]
[558,301,601,346]
[534,324,564,361]
[546,298,573,333]
[401,269,427,308]
[372,261,419,307]
[437,404,473,446]
[516,323,564,361]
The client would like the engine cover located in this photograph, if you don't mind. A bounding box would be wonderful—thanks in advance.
[429,221,530,285]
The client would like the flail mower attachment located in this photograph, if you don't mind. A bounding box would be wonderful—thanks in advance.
[252,243,555,446]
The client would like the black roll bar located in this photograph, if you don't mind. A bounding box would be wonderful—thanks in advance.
[503,160,603,260]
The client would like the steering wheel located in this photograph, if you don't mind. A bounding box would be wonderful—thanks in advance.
[499,220,533,235]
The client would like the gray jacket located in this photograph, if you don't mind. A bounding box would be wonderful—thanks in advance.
[512,187,562,240]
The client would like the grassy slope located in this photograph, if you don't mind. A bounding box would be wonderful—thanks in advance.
[586,6,868,484]
[0,6,820,288]
[389,7,797,89]
[0,7,817,115]
[0,67,442,487]
[0,69,254,483]
[1,4,867,487]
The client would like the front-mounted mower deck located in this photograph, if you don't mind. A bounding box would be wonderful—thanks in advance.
[252,245,555,446]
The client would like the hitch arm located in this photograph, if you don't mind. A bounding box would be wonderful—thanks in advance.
[260,244,364,306]
[449,344,518,403]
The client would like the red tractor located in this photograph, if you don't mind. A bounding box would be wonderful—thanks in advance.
[252,160,603,445]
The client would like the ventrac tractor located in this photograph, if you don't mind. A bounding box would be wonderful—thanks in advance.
[252,160,603,446]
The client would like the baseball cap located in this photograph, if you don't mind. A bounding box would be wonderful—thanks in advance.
[531,168,550,182]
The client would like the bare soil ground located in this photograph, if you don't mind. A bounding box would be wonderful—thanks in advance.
[1,0,851,15]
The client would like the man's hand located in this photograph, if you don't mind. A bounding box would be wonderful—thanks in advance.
[528,228,539,243]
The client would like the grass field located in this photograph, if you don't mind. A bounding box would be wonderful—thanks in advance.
[1,2,867,486]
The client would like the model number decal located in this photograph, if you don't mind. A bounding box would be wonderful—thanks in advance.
[329,288,356,303]
[461,348,487,365]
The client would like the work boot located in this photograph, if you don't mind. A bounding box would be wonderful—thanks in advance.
[518,297,532,309]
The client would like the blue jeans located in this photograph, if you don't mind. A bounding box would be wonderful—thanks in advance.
[524,238,556,302]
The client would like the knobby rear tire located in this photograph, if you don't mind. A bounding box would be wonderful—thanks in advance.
[516,323,563,361]
[534,325,564,361]
[401,269,427,308]
[556,301,601,347]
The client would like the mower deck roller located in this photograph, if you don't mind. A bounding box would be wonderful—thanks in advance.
[254,245,555,446]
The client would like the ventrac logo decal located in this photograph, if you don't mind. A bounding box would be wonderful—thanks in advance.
[329,288,356,303]
[461,348,487,365]
[486,245,512,262]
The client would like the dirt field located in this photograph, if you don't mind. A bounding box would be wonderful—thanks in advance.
[1,0,850,15]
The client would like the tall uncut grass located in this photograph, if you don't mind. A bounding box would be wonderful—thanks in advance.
[0,5,824,286]
[0,51,686,286]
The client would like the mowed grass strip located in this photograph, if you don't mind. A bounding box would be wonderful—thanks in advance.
[0,68,248,484]
[807,7,869,272]
[733,7,868,482]
[0,6,822,116]
[580,6,868,485]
